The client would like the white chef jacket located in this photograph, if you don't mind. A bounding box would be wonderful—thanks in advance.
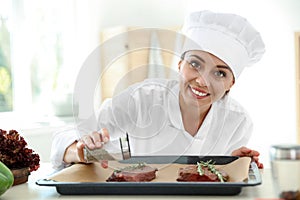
[51,78,253,169]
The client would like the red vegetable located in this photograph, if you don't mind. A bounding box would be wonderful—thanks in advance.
[0,129,40,172]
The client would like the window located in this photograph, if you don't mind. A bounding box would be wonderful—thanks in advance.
[0,0,84,125]
[0,1,180,128]
[0,0,12,112]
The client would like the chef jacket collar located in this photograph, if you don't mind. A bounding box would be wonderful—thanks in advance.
[167,82,213,139]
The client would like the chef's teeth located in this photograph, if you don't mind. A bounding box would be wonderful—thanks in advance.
[191,88,207,97]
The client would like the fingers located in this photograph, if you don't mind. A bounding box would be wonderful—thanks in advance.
[257,162,264,169]
[75,140,86,163]
[91,128,110,148]
[231,146,260,157]
[240,146,251,153]
[251,156,264,169]
[78,128,110,167]
[91,131,102,148]
[75,138,109,167]
[231,147,247,156]
[81,128,110,149]
[238,146,252,155]
[101,128,110,143]
[101,160,108,168]
[241,147,260,157]
[81,133,96,149]
[231,146,264,169]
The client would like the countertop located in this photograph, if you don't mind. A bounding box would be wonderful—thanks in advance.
[1,163,279,200]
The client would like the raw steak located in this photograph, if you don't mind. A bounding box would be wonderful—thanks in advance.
[106,164,158,182]
[177,165,228,182]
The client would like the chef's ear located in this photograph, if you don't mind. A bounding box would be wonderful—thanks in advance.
[178,60,183,71]
[178,52,186,71]
[230,77,235,88]
[225,80,235,95]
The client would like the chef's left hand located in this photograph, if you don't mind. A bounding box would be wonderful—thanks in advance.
[231,146,264,169]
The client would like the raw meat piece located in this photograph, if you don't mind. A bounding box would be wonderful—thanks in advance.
[177,165,228,182]
[106,163,158,182]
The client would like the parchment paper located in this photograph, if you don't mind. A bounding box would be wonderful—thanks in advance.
[49,157,251,183]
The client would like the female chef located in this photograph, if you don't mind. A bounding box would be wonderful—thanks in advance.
[51,10,265,169]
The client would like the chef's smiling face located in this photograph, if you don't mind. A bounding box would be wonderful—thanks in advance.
[178,50,234,109]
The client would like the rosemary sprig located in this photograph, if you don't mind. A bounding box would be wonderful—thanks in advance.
[196,160,227,182]
[114,162,146,173]
[197,162,204,176]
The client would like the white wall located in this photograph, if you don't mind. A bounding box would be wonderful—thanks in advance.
[23,0,300,166]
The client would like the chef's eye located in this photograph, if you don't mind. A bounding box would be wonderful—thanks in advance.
[214,70,226,78]
[187,60,201,70]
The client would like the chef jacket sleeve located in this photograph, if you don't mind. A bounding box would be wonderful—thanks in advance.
[50,126,81,170]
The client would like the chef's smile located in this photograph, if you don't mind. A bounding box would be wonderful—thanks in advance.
[189,86,210,99]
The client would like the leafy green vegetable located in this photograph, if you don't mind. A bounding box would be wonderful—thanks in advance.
[0,161,14,196]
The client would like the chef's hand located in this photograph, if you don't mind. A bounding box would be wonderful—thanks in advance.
[64,128,110,168]
[231,146,264,169]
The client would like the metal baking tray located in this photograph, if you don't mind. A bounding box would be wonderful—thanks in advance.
[36,156,261,195]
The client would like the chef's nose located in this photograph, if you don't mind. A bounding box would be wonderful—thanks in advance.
[195,73,208,87]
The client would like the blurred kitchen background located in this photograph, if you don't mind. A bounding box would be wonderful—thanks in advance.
[0,0,299,167]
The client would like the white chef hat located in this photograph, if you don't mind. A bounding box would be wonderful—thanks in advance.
[181,10,265,78]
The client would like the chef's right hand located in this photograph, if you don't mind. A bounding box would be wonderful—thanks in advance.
[80,128,110,150]
[64,128,110,168]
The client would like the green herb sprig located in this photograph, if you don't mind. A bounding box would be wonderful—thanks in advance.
[114,162,146,173]
[196,160,227,182]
